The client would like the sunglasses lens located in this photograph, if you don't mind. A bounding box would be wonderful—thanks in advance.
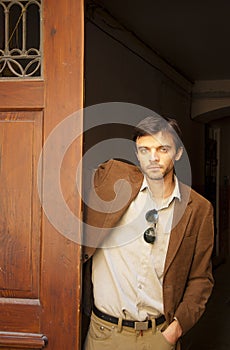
[144,227,156,244]
[145,209,158,223]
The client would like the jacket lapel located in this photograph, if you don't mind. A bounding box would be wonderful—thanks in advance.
[164,183,192,275]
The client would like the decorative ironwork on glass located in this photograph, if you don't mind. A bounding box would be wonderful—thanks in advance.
[0,0,42,78]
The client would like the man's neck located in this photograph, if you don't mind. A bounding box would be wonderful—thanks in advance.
[146,174,175,203]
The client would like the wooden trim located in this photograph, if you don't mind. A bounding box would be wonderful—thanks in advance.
[0,81,44,110]
[0,300,41,333]
[0,331,48,349]
[40,0,84,348]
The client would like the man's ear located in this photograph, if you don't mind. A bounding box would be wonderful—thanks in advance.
[175,147,183,161]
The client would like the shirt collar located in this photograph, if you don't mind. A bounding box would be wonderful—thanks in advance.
[140,175,181,203]
[140,177,149,192]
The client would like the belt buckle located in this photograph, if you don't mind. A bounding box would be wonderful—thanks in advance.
[134,321,148,331]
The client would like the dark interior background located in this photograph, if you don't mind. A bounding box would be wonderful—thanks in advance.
[84,1,230,349]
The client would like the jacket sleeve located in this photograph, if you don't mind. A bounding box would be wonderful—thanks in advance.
[174,201,214,334]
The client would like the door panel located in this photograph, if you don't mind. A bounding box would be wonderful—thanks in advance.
[0,111,42,298]
[0,0,84,349]
[0,111,42,336]
[0,109,45,346]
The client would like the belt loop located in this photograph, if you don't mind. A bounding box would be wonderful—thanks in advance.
[151,317,156,334]
[117,317,123,333]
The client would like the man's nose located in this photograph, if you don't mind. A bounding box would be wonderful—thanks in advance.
[150,149,159,161]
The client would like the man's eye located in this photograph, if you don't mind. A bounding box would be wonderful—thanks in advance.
[139,148,148,154]
[159,147,169,153]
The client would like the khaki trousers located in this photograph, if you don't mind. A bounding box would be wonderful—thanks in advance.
[84,312,176,350]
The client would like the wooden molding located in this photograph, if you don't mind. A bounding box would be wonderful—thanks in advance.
[0,331,48,349]
[0,81,44,110]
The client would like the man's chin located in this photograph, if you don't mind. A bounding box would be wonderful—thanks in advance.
[146,172,164,181]
[149,176,164,181]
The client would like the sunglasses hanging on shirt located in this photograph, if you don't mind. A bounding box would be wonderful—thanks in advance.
[143,209,159,244]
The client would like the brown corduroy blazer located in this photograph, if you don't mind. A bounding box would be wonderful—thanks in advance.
[82,159,214,338]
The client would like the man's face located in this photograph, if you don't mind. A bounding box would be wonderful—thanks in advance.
[136,132,183,181]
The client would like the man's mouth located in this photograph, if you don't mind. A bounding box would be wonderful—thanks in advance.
[147,165,161,170]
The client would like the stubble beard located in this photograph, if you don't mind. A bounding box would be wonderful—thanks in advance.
[144,165,174,182]
[144,168,164,181]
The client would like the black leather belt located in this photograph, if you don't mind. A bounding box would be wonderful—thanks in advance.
[93,305,166,330]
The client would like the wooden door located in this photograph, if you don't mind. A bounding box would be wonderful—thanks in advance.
[0,1,84,349]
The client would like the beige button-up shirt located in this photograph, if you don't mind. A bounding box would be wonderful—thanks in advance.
[92,176,181,321]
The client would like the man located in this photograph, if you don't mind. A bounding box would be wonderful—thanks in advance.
[82,115,214,350]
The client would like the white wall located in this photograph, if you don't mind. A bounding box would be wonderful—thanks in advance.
[84,20,206,191]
